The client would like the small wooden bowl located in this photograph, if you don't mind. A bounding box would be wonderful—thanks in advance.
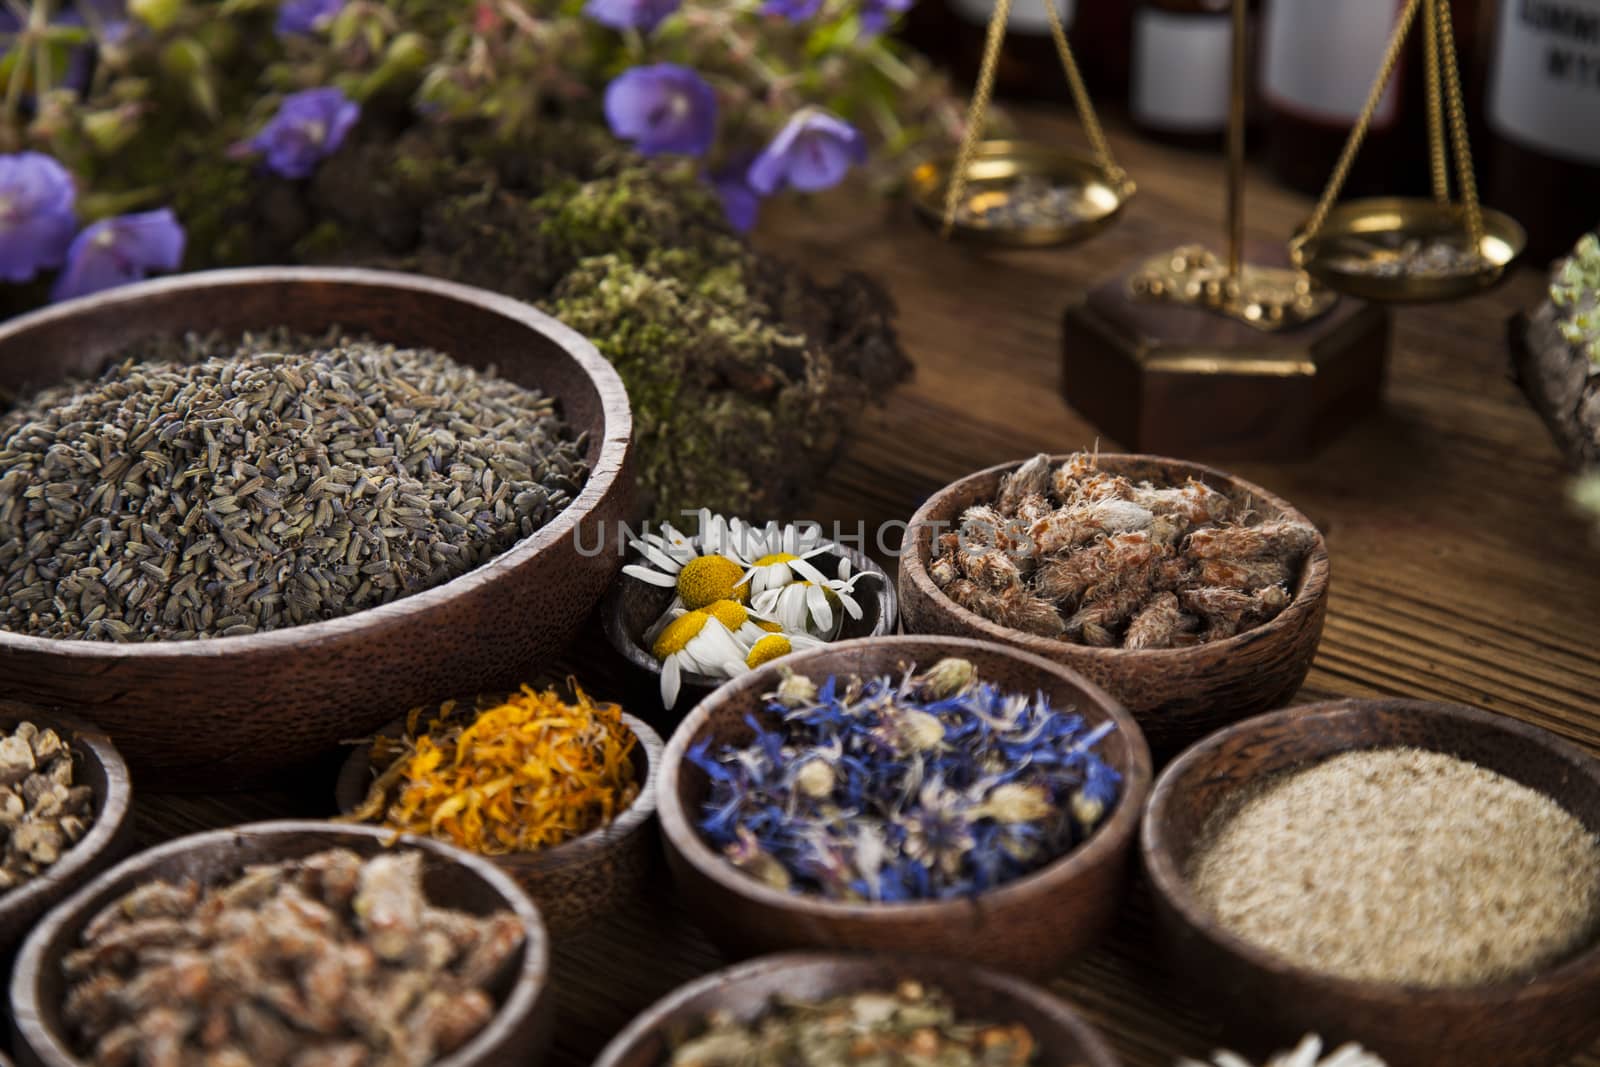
[1141,698,1600,1067]
[593,950,1122,1067]
[0,704,133,969]
[8,820,552,1067]
[600,538,896,718]
[897,453,1329,756]
[657,635,1151,977]
[0,268,634,786]
[335,710,663,936]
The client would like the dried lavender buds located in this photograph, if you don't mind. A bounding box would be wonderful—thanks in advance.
[0,721,95,894]
[61,848,526,1067]
[0,329,588,642]
[1189,748,1600,989]
[688,658,1121,902]
[930,453,1316,648]
[669,981,1038,1066]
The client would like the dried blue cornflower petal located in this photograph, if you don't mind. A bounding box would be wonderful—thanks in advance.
[691,657,1121,902]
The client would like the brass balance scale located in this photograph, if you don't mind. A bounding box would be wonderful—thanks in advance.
[910,0,1526,455]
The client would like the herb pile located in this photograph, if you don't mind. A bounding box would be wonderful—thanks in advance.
[346,684,640,856]
[931,453,1318,648]
[0,720,94,893]
[61,849,526,1066]
[0,329,586,641]
[669,981,1038,1066]
[687,658,1121,902]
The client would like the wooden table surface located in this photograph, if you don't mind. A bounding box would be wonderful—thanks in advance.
[122,110,1600,1066]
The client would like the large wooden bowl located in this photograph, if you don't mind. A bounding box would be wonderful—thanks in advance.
[336,710,663,936]
[897,454,1329,756]
[1141,699,1600,1067]
[600,537,896,721]
[9,820,552,1067]
[0,268,633,786]
[593,951,1122,1067]
[657,635,1152,977]
[0,705,133,969]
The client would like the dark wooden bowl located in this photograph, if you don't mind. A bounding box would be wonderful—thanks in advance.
[0,704,133,971]
[0,268,634,786]
[897,453,1329,757]
[592,950,1122,1067]
[657,635,1152,977]
[1141,698,1600,1067]
[335,711,662,936]
[600,538,896,721]
[8,820,552,1067]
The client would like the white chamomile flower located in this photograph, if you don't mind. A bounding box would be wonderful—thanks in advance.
[1177,1035,1387,1067]
[751,557,871,638]
[727,517,834,600]
[649,609,752,709]
[622,519,751,611]
[743,630,824,670]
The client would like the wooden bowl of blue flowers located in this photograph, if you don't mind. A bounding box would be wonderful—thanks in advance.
[656,634,1152,977]
[600,513,896,719]
[592,951,1123,1067]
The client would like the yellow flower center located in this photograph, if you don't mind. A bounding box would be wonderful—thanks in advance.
[754,552,799,567]
[746,634,793,668]
[677,555,747,609]
[705,599,748,631]
[651,610,710,660]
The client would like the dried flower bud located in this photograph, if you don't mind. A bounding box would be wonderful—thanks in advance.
[1071,789,1105,829]
[793,759,834,799]
[774,668,818,707]
[976,783,1054,823]
[896,709,947,751]
[919,657,976,699]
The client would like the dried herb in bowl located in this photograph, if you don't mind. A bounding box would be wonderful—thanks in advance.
[345,684,640,856]
[0,721,94,894]
[59,848,525,1066]
[1179,1034,1388,1067]
[930,452,1317,648]
[0,328,588,642]
[687,658,1120,902]
[668,980,1039,1066]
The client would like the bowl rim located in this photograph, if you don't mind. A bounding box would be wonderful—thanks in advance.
[1140,697,1600,1007]
[657,633,1153,921]
[600,534,899,689]
[8,819,551,1067]
[0,707,132,936]
[590,949,1123,1067]
[898,452,1331,660]
[0,266,632,659]
[333,708,664,873]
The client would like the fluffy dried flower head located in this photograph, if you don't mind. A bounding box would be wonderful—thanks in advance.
[1178,1034,1388,1067]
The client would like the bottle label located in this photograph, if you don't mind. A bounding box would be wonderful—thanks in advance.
[950,0,1075,35]
[1489,0,1600,165]
[1132,8,1232,132]
[1262,0,1403,127]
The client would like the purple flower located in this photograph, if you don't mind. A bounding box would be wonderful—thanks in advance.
[275,0,344,36]
[243,87,359,179]
[604,64,717,158]
[710,157,761,233]
[584,0,679,32]
[747,110,866,195]
[859,0,911,33]
[764,0,824,19]
[50,208,185,302]
[0,152,77,284]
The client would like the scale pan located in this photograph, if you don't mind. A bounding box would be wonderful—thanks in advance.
[1293,197,1525,303]
[910,140,1134,248]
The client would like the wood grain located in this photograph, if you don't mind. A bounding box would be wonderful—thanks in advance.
[77,109,1600,1067]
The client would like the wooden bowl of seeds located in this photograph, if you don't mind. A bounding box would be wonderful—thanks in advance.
[656,634,1152,977]
[897,453,1329,757]
[8,820,552,1067]
[0,268,633,786]
[600,535,896,721]
[1141,698,1600,1067]
[0,704,133,969]
[593,950,1122,1067]
[335,710,663,937]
